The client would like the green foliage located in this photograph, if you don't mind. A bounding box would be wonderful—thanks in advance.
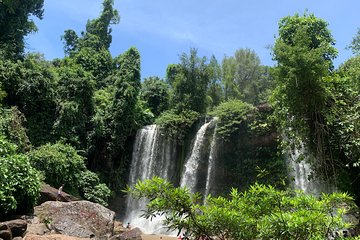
[0,107,30,152]
[53,59,95,149]
[206,55,223,110]
[0,0,44,59]
[272,12,338,180]
[156,109,200,142]
[347,28,360,55]
[209,100,255,139]
[0,136,41,217]
[78,170,111,206]
[111,47,141,150]
[127,177,354,240]
[140,76,169,117]
[27,142,86,189]
[220,48,273,105]
[0,54,57,146]
[84,0,120,50]
[74,47,113,86]
[167,48,210,114]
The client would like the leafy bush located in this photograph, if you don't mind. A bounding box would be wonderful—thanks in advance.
[27,142,86,189]
[0,107,30,152]
[155,109,199,141]
[127,177,354,240]
[0,136,41,217]
[78,170,111,206]
[209,99,255,139]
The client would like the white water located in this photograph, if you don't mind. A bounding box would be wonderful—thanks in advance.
[123,125,177,234]
[124,120,219,233]
[288,146,335,195]
[180,121,211,192]
[204,119,218,200]
[289,148,318,194]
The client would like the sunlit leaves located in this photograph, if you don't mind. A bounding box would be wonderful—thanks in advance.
[127,177,354,240]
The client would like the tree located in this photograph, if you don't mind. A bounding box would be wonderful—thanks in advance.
[272,13,337,176]
[0,54,58,146]
[140,76,169,117]
[209,100,255,140]
[127,177,353,240]
[206,55,223,109]
[347,28,360,55]
[27,142,87,189]
[221,48,271,105]
[53,59,95,150]
[0,0,44,59]
[167,48,210,114]
[61,0,119,85]
[83,0,120,50]
[111,47,141,151]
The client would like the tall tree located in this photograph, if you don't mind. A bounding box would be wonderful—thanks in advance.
[167,48,210,114]
[0,0,44,59]
[221,48,269,104]
[272,13,337,177]
[347,28,360,56]
[140,76,169,117]
[206,55,223,109]
[83,0,120,50]
[53,59,95,150]
[61,0,119,86]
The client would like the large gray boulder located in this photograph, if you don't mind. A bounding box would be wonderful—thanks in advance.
[34,201,115,239]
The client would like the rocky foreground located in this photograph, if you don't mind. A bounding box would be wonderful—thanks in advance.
[0,200,143,240]
[0,184,144,240]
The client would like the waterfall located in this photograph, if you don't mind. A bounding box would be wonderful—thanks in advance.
[204,120,218,199]
[288,148,318,194]
[180,118,218,197]
[123,125,177,234]
[288,147,335,195]
[180,121,211,192]
[123,119,220,233]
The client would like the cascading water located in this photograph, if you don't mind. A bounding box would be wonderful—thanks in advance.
[204,120,218,199]
[180,118,218,197]
[123,119,219,233]
[123,125,177,234]
[180,121,211,192]
[288,146,335,195]
[288,148,319,194]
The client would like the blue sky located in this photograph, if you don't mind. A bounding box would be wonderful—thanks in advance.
[27,0,360,79]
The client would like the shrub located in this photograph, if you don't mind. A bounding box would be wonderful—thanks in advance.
[78,170,111,206]
[127,177,354,240]
[155,109,199,141]
[0,136,41,218]
[209,100,255,140]
[27,142,86,189]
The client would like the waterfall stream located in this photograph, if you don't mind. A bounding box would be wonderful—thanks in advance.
[180,121,211,192]
[123,125,177,234]
[123,119,219,233]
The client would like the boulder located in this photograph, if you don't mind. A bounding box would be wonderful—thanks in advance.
[0,223,12,240]
[113,221,127,235]
[39,184,79,204]
[2,219,27,237]
[26,223,50,235]
[24,233,91,240]
[34,201,115,239]
[113,228,142,240]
